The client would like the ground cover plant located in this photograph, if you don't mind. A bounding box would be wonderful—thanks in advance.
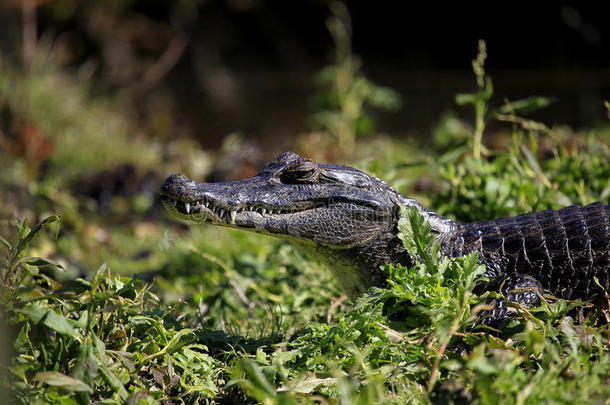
[1,21,610,405]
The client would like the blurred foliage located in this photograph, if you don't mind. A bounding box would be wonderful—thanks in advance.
[311,1,402,151]
[0,62,161,183]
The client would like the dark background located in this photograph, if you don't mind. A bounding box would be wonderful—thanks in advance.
[1,1,608,152]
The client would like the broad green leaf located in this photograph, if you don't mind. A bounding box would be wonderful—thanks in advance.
[125,391,155,405]
[15,219,30,241]
[18,256,66,271]
[42,310,79,338]
[235,359,276,400]
[71,338,98,389]
[455,93,475,106]
[398,205,435,266]
[277,376,338,394]
[143,328,197,361]
[366,85,402,111]
[34,371,93,393]
[91,262,109,294]
[499,96,553,115]
[16,215,60,258]
[20,303,79,338]
[397,206,418,257]
[0,234,12,251]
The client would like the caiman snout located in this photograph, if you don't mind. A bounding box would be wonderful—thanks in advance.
[160,173,196,200]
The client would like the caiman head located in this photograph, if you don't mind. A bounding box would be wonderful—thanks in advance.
[160,151,452,297]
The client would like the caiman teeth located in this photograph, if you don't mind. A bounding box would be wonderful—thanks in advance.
[163,195,304,220]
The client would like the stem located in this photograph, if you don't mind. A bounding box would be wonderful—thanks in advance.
[427,291,471,392]
[473,100,485,159]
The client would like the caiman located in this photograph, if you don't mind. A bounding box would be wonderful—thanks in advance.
[160,152,609,325]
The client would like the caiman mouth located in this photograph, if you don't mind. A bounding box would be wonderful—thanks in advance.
[159,193,305,225]
[159,166,397,249]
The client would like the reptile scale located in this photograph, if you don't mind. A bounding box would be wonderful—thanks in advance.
[160,152,609,325]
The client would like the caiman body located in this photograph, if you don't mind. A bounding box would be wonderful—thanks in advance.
[160,152,610,303]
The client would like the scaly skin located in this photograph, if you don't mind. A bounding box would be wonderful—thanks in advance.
[160,152,610,309]
[447,203,610,300]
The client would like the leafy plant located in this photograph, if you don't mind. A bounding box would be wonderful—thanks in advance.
[1,217,219,404]
[223,207,486,401]
[434,42,609,223]
[455,40,555,161]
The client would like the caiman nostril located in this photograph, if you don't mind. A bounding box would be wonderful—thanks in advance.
[160,174,195,196]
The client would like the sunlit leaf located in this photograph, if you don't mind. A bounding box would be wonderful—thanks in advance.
[455,93,475,106]
[20,303,79,338]
[16,215,60,258]
[18,256,66,271]
[499,96,554,115]
[0,235,12,251]
[34,371,93,393]
[278,376,338,393]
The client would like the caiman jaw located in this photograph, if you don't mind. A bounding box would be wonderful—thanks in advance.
[159,193,305,226]
[159,154,400,250]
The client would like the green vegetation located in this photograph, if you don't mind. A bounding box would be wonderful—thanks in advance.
[1,19,609,405]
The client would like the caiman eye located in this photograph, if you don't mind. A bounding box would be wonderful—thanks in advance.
[281,159,320,183]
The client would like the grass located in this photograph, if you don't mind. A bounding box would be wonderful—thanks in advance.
[1,33,610,404]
